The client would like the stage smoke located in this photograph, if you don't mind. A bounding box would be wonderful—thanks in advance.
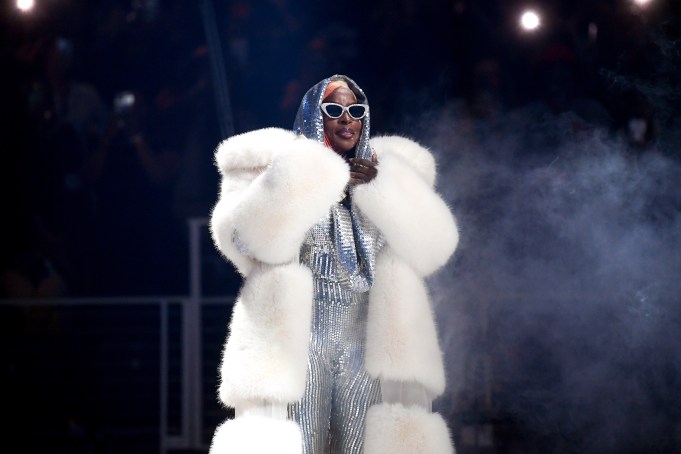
[407,87,681,451]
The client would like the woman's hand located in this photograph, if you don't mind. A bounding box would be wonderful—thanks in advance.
[349,155,378,185]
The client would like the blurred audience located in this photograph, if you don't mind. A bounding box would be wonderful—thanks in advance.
[10,35,106,295]
[87,88,184,295]
[1,0,679,299]
[1,210,70,298]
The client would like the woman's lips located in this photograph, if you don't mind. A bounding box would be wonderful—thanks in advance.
[337,128,355,139]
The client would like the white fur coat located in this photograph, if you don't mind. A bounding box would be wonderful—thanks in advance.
[209,128,459,453]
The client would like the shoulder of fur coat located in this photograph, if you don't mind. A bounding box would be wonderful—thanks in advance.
[210,127,350,268]
[353,135,458,277]
[215,127,295,174]
[211,128,293,275]
[369,135,437,187]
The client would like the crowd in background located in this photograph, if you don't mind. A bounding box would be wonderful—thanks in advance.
[0,0,678,298]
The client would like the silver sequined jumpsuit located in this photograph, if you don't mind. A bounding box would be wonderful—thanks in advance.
[288,199,384,454]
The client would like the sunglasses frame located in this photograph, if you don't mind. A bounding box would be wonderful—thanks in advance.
[320,102,369,120]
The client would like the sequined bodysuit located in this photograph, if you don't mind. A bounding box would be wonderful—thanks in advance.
[288,198,384,454]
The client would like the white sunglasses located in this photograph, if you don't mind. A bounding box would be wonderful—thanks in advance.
[320,102,369,120]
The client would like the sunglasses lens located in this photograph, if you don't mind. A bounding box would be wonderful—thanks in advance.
[324,104,343,118]
[348,105,366,119]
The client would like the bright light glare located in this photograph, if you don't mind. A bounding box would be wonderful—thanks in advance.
[520,10,541,31]
[632,0,653,5]
[16,0,35,12]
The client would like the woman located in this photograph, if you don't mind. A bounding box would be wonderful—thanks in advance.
[209,75,458,453]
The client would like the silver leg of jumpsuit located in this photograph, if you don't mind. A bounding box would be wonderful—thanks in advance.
[288,284,381,454]
[290,202,384,453]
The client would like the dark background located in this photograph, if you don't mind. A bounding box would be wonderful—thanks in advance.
[1,0,681,453]
[1,0,679,297]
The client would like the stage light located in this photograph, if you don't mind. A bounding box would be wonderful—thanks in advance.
[16,0,35,13]
[520,10,541,31]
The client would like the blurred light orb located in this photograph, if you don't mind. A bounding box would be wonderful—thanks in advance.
[16,0,35,12]
[632,0,652,5]
[520,10,541,31]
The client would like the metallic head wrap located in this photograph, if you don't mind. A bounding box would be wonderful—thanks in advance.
[293,74,373,160]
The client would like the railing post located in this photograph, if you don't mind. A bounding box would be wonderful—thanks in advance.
[186,218,209,447]
[159,299,168,454]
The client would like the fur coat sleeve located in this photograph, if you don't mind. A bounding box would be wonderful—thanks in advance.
[352,136,459,277]
[360,136,458,396]
[210,127,350,274]
[209,127,350,409]
[359,136,458,454]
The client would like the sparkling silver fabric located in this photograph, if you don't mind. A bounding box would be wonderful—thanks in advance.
[289,202,385,454]
[289,75,384,453]
[293,75,373,161]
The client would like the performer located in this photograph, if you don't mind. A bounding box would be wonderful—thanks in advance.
[209,75,459,453]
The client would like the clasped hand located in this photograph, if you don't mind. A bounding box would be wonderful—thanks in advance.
[349,155,378,186]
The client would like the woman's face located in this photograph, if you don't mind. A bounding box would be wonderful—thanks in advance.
[322,87,362,157]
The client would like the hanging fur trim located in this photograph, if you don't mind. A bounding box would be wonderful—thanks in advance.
[218,262,314,408]
[210,415,303,454]
[364,403,455,454]
[365,248,446,396]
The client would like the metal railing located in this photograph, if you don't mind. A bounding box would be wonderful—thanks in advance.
[1,218,236,453]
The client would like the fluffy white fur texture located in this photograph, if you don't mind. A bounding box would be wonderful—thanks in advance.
[210,174,258,276]
[218,262,313,408]
[229,134,349,264]
[209,416,302,454]
[365,248,446,395]
[211,128,297,275]
[370,136,437,187]
[214,127,295,174]
[352,145,458,277]
[364,404,454,454]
